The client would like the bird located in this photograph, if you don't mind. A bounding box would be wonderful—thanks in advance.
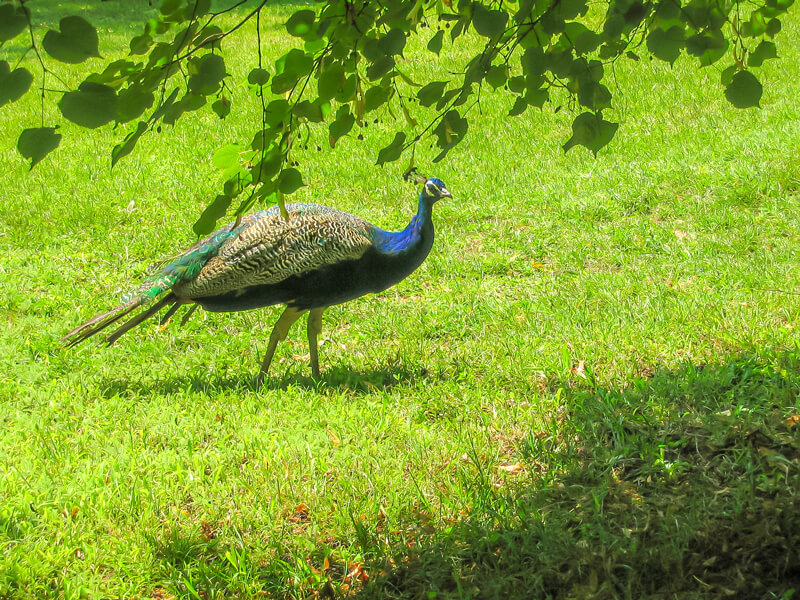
[62,174,451,384]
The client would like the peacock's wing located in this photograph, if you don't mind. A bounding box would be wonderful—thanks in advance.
[173,205,374,299]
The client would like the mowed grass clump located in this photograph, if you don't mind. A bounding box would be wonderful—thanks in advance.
[1,1,800,598]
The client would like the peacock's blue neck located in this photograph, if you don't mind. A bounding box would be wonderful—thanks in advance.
[371,194,434,255]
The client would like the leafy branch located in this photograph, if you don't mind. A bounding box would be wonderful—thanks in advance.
[0,0,794,232]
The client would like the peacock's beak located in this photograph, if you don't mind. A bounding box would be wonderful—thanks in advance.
[439,187,452,199]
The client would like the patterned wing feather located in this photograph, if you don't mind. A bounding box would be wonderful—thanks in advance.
[174,205,374,299]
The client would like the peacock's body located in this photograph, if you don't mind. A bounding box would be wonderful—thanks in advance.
[63,177,451,382]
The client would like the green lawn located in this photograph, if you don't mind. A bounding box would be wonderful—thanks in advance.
[2,2,800,599]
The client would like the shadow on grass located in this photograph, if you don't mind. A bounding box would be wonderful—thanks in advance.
[346,350,800,599]
[142,350,800,599]
[95,363,419,397]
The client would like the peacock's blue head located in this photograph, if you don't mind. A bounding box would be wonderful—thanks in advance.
[421,178,452,203]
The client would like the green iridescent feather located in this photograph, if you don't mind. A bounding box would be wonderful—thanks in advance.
[122,227,240,303]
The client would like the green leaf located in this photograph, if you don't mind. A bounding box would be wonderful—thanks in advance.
[43,16,100,64]
[450,16,469,41]
[508,75,526,93]
[540,8,566,35]
[272,49,313,93]
[329,106,355,147]
[559,0,588,20]
[0,3,28,42]
[111,121,147,167]
[188,54,226,94]
[178,93,205,116]
[364,84,392,112]
[17,127,62,169]
[194,194,232,236]
[646,25,685,64]
[724,70,762,108]
[376,132,406,165]
[278,168,304,194]
[293,100,324,123]
[741,11,768,37]
[116,86,154,123]
[250,152,283,181]
[654,0,681,22]
[765,18,781,37]
[720,65,737,86]
[366,56,395,81]
[417,81,447,107]
[485,65,507,89]
[622,0,648,24]
[686,30,728,67]
[379,29,406,55]
[271,72,298,95]
[549,50,574,77]
[286,9,316,38]
[185,0,211,19]
[521,47,547,77]
[472,3,509,38]
[335,74,357,103]
[59,82,117,128]
[212,144,243,170]
[194,25,223,49]
[427,29,444,55]
[747,41,778,67]
[212,97,231,119]
[433,109,468,161]
[563,111,618,155]
[577,80,611,111]
[514,0,536,23]
[151,87,180,122]
[508,96,528,117]
[362,38,384,62]
[247,68,270,86]
[265,98,290,127]
[160,0,181,15]
[224,174,250,198]
[525,86,549,108]
[278,49,314,77]
[574,29,601,55]
[129,34,153,55]
[318,64,344,101]
[305,38,326,54]
[562,22,593,50]
[603,13,625,38]
[159,92,198,125]
[0,66,33,108]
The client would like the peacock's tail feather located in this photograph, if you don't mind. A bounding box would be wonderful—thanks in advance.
[121,226,240,303]
[62,226,240,348]
[104,293,180,346]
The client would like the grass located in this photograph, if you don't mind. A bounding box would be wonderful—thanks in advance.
[1,1,800,598]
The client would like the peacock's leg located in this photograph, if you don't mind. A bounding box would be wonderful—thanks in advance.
[306,308,325,378]
[257,306,306,385]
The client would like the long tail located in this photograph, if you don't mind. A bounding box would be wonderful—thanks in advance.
[62,224,245,348]
[61,293,187,348]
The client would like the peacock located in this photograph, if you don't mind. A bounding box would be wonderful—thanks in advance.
[62,175,451,383]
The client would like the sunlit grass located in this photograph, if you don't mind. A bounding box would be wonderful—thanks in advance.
[1,1,799,598]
